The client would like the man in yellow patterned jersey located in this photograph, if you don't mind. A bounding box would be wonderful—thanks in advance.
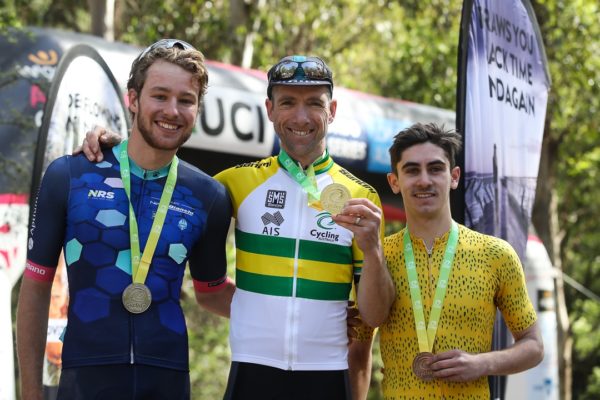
[79,55,394,400]
[381,122,543,399]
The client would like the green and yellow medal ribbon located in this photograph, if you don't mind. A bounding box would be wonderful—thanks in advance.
[119,140,178,284]
[278,149,322,207]
[403,221,459,353]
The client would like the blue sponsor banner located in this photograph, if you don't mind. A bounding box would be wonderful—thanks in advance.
[364,118,413,173]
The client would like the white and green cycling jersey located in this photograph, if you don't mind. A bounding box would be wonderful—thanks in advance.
[215,151,383,371]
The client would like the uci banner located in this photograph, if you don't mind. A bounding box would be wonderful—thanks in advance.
[456,1,551,399]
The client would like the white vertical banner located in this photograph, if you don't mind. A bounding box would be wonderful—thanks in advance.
[459,0,550,258]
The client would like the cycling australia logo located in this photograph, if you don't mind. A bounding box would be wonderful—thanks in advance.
[261,211,284,236]
[311,212,339,243]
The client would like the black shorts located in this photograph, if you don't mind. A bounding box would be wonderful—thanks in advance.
[223,362,351,400]
[57,364,190,400]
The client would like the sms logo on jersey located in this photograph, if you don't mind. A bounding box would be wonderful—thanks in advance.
[265,190,286,209]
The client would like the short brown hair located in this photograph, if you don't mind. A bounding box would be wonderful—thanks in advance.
[127,43,208,115]
[388,123,462,174]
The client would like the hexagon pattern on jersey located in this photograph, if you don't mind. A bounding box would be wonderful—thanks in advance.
[72,287,110,322]
[65,238,82,265]
[168,243,187,264]
[96,209,127,227]
[63,160,208,334]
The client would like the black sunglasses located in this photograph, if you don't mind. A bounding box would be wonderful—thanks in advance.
[137,39,196,60]
[268,57,332,82]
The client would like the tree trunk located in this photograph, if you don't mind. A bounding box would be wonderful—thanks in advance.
[532,123,572,400]
[229,0,266,68]
[88,0,115,41]
[228,0,249,65]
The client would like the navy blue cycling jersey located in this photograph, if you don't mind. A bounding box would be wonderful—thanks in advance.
[25,144,232,371]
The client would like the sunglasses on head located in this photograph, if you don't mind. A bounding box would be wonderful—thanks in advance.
[269,58,332,82]
[137,39,196,60]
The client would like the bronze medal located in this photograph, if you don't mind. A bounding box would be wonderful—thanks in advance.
[122,283,152,314]
[320,183,351,215]
[412,352,435,381]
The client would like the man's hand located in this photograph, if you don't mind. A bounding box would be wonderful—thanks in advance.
[430,349,486,382]
[72,126,123,162]
[332,198,382,253]
[346,301,361,343]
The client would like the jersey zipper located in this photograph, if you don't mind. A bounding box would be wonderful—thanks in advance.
[128,171,149,364]
[286,184,304,370]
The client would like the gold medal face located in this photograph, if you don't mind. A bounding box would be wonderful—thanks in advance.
[412,352,435,381]
[320,183,351,215]
[122,283,152,314]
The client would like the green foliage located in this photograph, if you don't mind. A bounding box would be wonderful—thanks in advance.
[6,0,600,398]
[533,1,600,398]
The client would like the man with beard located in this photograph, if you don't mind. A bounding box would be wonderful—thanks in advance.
[16,39,234,400]
[78,55,395,400]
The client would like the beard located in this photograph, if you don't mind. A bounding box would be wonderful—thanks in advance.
[135,105,194,151]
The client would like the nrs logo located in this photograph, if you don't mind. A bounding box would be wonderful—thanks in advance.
[88,190,115,200]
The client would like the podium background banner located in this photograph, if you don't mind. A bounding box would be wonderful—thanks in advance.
[457,0,551,258]
[456,1,551,399]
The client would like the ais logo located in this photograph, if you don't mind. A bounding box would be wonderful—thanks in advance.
[261,211,284,236]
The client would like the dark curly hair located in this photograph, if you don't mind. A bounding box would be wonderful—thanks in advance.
[388,123,462,174]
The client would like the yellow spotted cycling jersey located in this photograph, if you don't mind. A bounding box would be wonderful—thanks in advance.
[215,152,382,371]
[380,224,537,399]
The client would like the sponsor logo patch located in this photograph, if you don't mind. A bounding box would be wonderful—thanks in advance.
[261,211,284,236]
[265,190,286,209]
[261,211,284,226]
[178,219,188,231]
[88,189,115,200]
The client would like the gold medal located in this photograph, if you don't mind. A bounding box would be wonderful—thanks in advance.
[122,283,152,314]
[412,352,435,381]
[320,183,351,215]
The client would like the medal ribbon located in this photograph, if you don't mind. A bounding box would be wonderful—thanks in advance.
[278,149,321,204]
[403,221,458,353]
[119,140,178,284]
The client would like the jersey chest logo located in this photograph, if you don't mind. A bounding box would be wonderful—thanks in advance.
[87,189,115,200]
[265,190,286,209]
[261,211,284,236]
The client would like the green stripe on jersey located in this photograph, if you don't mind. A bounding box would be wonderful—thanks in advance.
[236,269,292,297]
[297,278,351,301]
[236,229,296,258]
[236,229,352,264]
[237,270,352,300]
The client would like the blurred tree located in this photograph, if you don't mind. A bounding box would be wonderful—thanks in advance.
[4,1,600,399]
[88,0,115,40]
[531,1,600,399]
